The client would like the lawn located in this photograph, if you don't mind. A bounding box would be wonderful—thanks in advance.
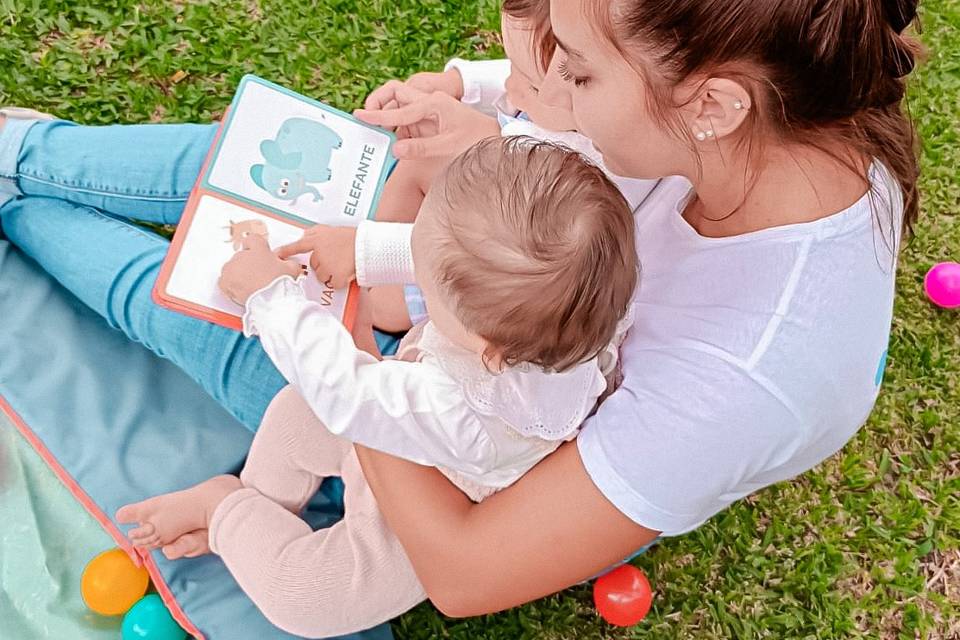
[1,0,957,638]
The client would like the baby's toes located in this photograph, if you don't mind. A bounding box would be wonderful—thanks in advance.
[162,531,209,560]
[127,522,157,541]
[116,503,144,524]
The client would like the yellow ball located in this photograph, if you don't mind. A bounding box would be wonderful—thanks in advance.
[81,548,150,616]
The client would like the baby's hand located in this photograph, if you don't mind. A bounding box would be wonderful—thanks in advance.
[364,69,464,112]
[277,225,356,290]
[219,235,303,306]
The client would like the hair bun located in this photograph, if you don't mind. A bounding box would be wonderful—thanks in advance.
[883,0,918,34]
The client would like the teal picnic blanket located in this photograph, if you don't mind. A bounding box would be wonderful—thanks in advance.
[0,238,394,640]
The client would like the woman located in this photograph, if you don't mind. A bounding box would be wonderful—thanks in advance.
[0,0,918,622]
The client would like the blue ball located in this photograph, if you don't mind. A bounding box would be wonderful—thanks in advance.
[121,594,187,640]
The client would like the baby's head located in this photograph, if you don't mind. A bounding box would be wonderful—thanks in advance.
[412,137,637,372]
[501,0,574,131]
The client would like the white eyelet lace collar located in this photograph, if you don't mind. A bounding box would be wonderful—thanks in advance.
[400,322,608,441]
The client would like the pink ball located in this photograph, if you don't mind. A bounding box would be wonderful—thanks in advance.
[925,262,960,309]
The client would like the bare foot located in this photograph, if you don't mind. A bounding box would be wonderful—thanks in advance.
[161,529,211,560]
[116,475,241,550]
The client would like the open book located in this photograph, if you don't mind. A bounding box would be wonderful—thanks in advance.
[154,75,396,331]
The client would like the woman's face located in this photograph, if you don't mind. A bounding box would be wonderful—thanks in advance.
[542,0,689,179]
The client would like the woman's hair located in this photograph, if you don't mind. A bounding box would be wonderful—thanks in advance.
[592,0,922,238]
[430,136,638,372]
[502,0,556,72]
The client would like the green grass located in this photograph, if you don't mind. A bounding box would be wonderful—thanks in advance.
[1,1,957,638]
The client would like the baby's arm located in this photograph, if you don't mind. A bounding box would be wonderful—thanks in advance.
[243,276,495,473]
[277,222,419,334]
[374,155,449,223]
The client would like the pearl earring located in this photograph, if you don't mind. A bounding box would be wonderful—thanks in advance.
[695,130,706,141]
[733,100,744,110]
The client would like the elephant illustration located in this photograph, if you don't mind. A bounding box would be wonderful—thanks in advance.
[250,117,343,205]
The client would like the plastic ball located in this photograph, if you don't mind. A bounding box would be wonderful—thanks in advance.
[122,594,187,640]
[80,548,150,616]
[925,262,960,309]
[593,564,653,627]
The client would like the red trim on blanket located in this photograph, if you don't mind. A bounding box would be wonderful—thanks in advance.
[0,393,206,640]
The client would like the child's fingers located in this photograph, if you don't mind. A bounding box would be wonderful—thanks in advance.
[364,79,406,112]
[354,90,433,129]
[276,237,314,258]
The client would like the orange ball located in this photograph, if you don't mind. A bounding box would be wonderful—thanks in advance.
[81,548,150,616]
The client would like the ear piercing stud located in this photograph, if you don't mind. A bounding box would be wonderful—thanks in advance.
[694,129,714,141]
[733,100,744,110]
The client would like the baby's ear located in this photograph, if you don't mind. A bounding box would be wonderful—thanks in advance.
[480,344,507,374]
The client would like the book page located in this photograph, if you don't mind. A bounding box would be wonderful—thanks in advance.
[166,195,348,320]
[204,78,394,225]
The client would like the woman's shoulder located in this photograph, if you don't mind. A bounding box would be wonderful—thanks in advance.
[577,165,903,536]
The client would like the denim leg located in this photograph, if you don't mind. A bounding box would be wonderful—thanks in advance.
[0,119,216,225]
[0,195,285,431]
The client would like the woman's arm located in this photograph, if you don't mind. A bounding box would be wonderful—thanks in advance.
[355,439,659,617]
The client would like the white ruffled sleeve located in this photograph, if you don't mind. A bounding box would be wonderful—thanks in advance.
[445,58,511,118]
[242,275,497,474]
[354,219,416,287]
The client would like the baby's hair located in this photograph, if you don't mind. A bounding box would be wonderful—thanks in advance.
[502,0,556,72]
[430,136,638,372]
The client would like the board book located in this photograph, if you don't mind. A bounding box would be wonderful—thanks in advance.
[154,75,396,331]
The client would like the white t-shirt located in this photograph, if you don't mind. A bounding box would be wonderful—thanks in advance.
[577,165,902,535]
[359,59,902,536]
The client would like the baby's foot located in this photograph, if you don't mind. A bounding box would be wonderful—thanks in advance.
[161,529,211,560]
[116,475,241,550]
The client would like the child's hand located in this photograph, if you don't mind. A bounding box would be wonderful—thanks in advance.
[354,84,500,160]
[276,225,357,290]
[219,235,304,306]
[364,69,464,112]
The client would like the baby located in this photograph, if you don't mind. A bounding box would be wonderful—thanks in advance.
[117,136,638,638]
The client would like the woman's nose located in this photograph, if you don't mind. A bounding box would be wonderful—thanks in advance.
[539,50,573,110]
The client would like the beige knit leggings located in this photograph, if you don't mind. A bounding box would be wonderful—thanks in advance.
[207,387,427,638]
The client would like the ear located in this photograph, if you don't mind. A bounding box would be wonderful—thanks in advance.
[685,78,752,142]
[250,164,265,188]
[259,140,302,169]
[260,140,282,164]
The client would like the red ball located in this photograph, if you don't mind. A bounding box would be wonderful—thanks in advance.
[593,564,653,627]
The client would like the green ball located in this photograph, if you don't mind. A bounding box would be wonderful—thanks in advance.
[121,594,187,640]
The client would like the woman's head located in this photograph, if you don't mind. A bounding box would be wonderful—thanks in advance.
[543,0,921,232]
[412,136,638,372]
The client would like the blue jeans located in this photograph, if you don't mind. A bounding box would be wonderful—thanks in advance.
[0,119,287,430]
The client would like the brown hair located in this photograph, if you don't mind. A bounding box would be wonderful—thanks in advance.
[430,136,638,372]
[592,0,921,239]
[502,0,556,72]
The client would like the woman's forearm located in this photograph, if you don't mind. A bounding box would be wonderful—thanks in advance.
[355,442,659,617]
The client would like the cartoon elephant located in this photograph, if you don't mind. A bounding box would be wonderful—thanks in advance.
[250,117,343,205]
